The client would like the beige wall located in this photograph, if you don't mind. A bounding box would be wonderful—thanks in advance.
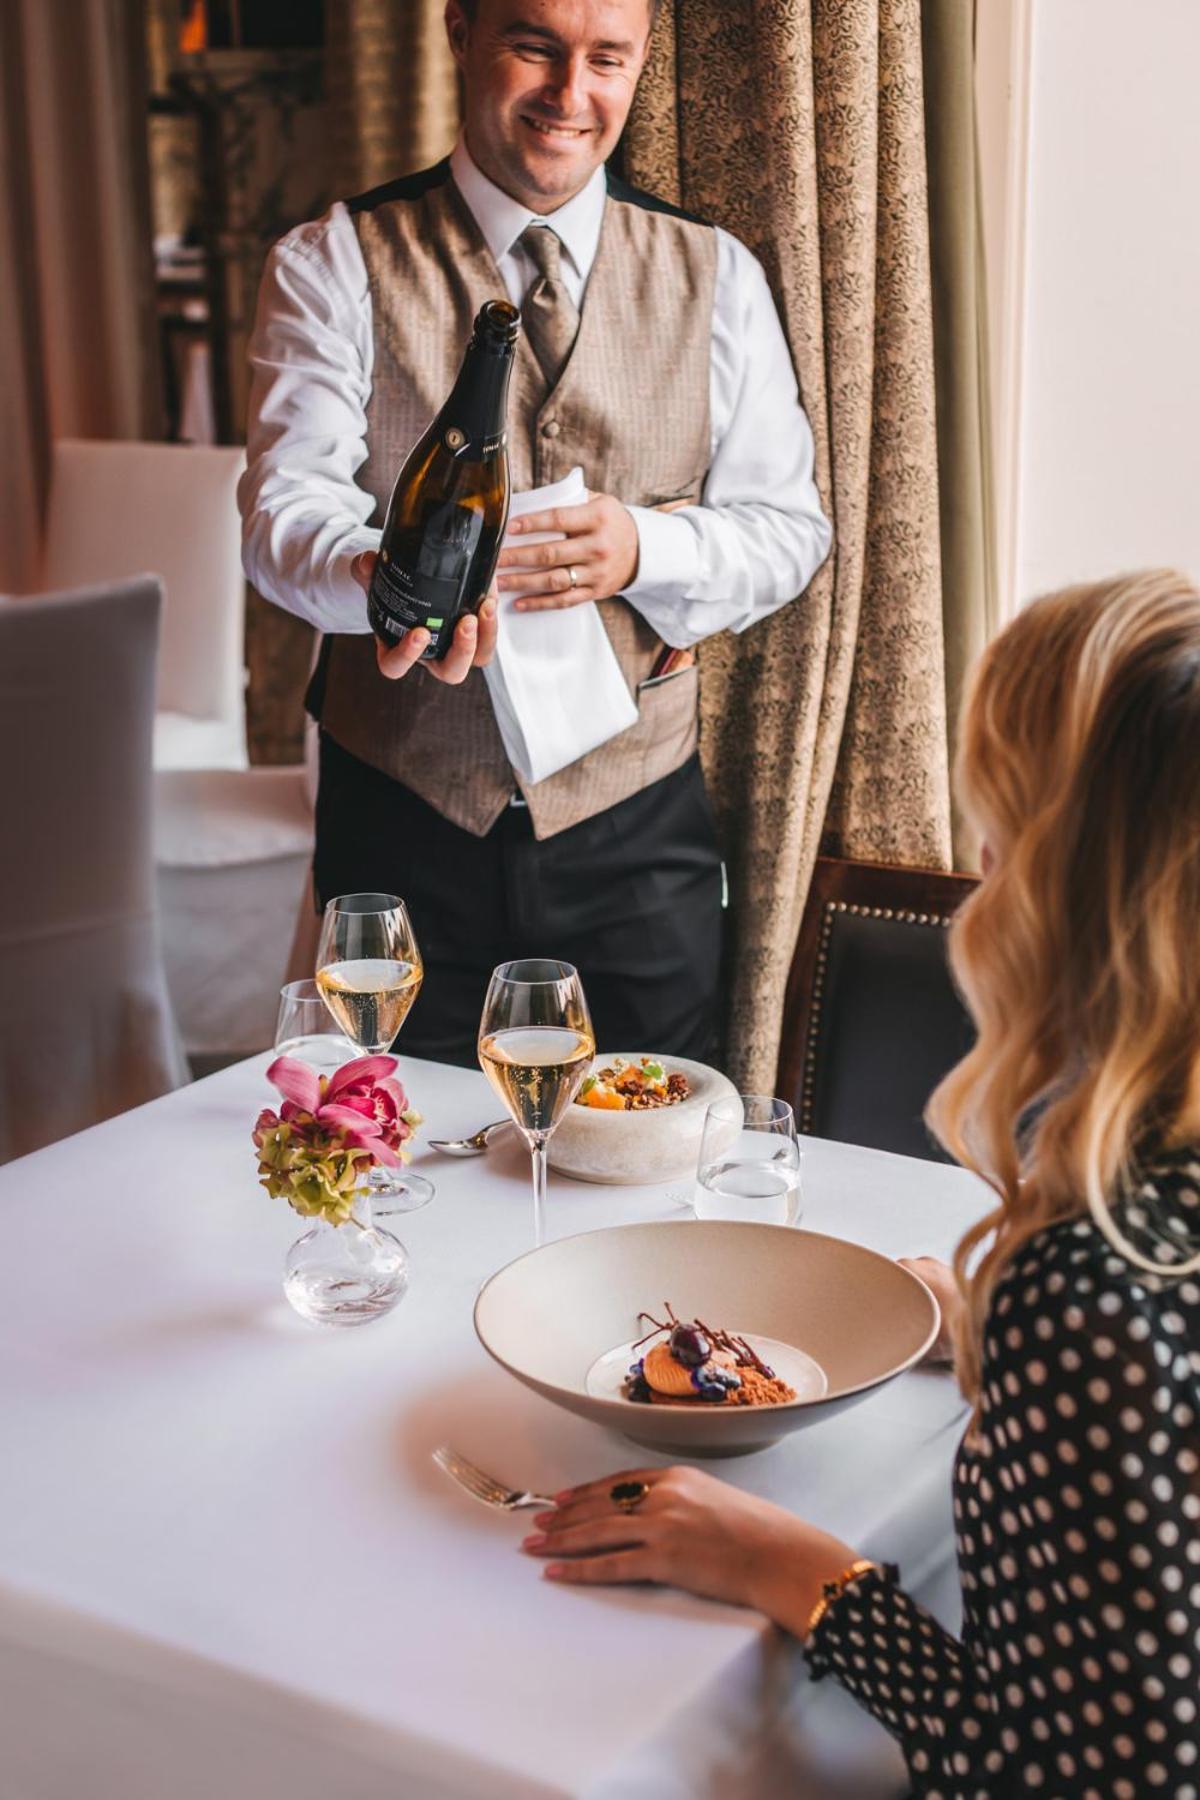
[1011,0,1200,602]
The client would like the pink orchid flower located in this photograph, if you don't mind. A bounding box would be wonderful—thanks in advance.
[322,1056,413,1155]
[265,1053,409,1166]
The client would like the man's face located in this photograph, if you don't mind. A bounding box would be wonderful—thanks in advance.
[446,0,652,211]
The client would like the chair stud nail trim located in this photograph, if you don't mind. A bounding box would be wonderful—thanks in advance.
[800,899,953,1135]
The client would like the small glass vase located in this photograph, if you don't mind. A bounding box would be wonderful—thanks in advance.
[283,1192,409,1327]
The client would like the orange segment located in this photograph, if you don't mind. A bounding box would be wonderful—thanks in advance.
[582,1086,626,1110]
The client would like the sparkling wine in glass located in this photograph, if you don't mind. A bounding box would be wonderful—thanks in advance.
[478,960,594,1246]
[316,892,432,1213]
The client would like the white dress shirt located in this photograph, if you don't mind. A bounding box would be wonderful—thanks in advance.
[238,138,832,649]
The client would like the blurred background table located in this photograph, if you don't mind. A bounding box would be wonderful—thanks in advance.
[0,1054,987,1799]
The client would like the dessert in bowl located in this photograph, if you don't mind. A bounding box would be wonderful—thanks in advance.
[474,1220,940,1455]
[546,1053,738,1185]
[620,1305,803,1408]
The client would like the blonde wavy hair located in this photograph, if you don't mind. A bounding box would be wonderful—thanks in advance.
[928,569,1200,1406]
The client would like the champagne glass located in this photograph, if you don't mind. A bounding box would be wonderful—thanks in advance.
[315,892,433,1213]
[693,1095,804,1226]
[478,960,594,1246]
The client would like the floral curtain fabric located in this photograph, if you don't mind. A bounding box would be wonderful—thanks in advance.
[326,0,461,196]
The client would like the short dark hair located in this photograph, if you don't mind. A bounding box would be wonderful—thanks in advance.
[457,0,660,23]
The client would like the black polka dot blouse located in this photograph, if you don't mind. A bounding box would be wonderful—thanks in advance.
[806,1149,1200,1799]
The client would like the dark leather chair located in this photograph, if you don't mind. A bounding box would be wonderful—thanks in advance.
[776,857,979,1163]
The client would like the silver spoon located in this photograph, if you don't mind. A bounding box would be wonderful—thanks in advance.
[427,1119,510,1157]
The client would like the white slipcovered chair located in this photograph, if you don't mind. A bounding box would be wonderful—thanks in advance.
[43,439,250,771]
[40,440,315,1063]
[0,578,188,1163]
[154,766,315,1061]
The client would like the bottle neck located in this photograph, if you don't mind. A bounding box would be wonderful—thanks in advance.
[443,338,515,453]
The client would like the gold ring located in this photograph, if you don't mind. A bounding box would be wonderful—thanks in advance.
[567,564,578,589]
[610,1479,649,1514]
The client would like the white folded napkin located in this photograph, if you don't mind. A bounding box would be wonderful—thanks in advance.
[483,466,639,787]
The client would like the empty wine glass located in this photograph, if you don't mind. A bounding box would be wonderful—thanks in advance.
[316,892,433,1213]
[693,1095,804,1226]
[478,960,594,1246]
[274,979,354,1072]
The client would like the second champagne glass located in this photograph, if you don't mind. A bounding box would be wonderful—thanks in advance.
[315,892,433,1213]
[478,960,594,1247]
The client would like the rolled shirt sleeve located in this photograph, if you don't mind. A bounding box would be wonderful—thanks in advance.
[237,205,380,635]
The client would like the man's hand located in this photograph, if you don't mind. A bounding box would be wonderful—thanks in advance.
[351,551,498,683]
[495,492,639,612]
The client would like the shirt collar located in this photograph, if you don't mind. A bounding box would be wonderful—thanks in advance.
[450,135,607,282]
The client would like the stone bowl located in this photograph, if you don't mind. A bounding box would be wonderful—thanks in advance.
[474,1220,940,1456]
[546,1053,738,1186]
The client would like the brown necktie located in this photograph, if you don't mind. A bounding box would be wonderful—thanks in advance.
[518,223,580,392]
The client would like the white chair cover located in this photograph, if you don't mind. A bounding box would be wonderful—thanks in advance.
[42,440,249,771]
[0,579,189,1163]
[154,767,314,1057]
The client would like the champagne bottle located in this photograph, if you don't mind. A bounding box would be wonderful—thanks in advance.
[368,299,520,662]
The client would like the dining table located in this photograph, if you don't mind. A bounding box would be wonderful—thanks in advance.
[0,1051,989,1799]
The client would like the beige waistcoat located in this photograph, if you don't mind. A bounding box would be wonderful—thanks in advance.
[315,163,717,840]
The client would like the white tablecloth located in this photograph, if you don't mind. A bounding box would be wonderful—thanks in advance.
[0,1055,988,1799]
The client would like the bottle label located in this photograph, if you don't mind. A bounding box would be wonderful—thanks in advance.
[369,500,485,657]
[370,554,420,627]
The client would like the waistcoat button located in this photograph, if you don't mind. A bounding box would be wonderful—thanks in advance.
[541,419,561,438]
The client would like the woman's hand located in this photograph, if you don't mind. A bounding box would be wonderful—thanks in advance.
[899,1256,962,1364]
[522,1464,856,1638]
[350,551,499,682]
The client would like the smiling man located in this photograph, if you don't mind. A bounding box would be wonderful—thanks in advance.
[455,0,644,209]
[239,0,831,1066]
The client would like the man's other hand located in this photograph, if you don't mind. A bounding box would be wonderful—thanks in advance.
[495,492,639,612]
[351,552,498,682]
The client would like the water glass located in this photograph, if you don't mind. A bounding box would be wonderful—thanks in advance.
[274,980,355,1071]
[693,1094,803,1226]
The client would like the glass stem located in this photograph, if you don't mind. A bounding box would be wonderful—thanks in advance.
[531,1138,549,1247]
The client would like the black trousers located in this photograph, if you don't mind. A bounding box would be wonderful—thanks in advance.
[314,733,724,1069]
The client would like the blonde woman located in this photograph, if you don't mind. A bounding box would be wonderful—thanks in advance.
[523,571,1200,1797]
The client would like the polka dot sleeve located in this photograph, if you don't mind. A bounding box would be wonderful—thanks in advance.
[805,1202,1200,1800]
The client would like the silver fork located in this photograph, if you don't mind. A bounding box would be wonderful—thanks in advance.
[432,1445,556,1511]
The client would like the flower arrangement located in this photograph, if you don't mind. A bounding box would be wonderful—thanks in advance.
[253,1054,421,1226]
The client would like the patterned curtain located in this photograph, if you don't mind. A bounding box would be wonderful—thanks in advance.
[624,0,952,1088]
[326,0,461,193]
[923,0,996,866]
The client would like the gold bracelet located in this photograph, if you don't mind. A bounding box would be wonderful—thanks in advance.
[805,1558,879,1641]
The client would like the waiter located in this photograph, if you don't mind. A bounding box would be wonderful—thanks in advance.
[239,0,831,1067]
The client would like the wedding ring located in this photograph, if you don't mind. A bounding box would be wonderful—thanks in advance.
[610,1479,649,1514]
[567,564,578,589]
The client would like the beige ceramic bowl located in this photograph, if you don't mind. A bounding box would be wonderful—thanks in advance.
[474,1220,939,1455]
[546,1053,738,1185]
